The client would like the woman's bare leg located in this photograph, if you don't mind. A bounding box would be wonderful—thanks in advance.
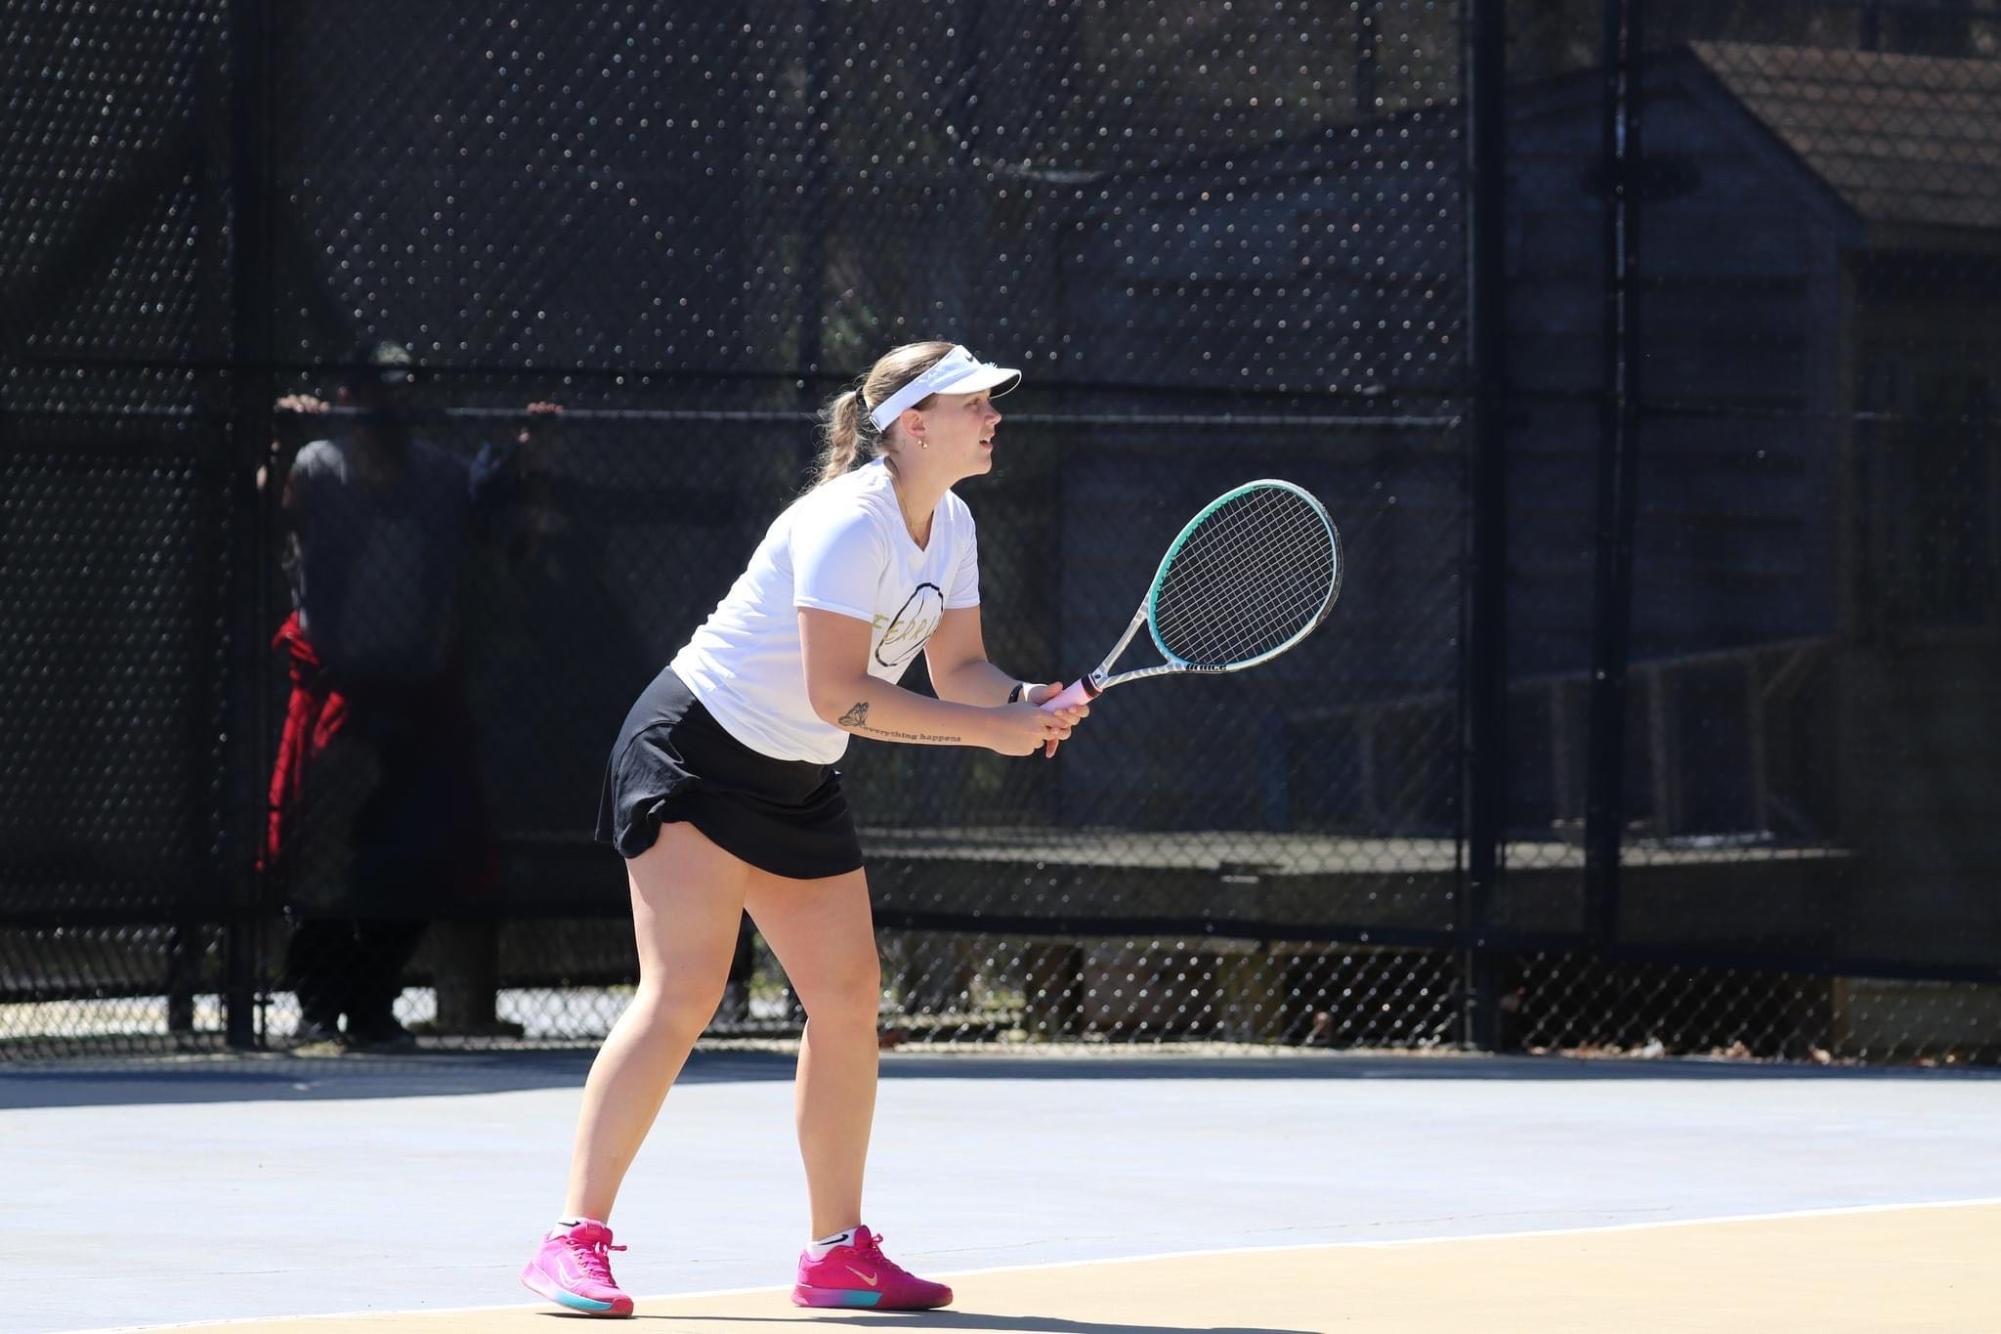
[562,822,749,1222]
[745,868,881,1238]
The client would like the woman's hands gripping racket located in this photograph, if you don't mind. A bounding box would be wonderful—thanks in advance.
[1042,480,1342,727]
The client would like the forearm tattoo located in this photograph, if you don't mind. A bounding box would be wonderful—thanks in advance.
[837,699,960,744]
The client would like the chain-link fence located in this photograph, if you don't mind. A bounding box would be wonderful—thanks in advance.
[4,0,1998,1065]
[1495,0,2001,1065]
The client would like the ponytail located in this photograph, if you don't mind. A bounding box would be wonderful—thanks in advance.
[812,387,872,487]
[808,340,956,489]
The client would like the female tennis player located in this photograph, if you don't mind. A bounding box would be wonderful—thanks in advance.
[520,341,1088,1317]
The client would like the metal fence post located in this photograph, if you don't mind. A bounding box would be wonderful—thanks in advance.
[1461,0,1510,1050]
[224,0,277,1050]
[1586,0,1644,945]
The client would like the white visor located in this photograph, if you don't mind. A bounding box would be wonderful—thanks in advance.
[867,345,1021,432]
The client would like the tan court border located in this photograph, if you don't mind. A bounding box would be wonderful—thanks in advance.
[95,1199,2001,1334]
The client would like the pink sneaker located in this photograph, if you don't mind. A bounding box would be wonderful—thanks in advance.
[792,1226,953,1310]
[519,1220,634,1317]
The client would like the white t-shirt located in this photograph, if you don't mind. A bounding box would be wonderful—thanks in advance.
[671,459,981,763]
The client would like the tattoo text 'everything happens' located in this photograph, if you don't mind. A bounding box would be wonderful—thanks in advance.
[837,700,960,744]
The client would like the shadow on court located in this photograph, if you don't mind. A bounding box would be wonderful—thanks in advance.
[633,1317,1312,1333]
[4,1046,1994,1111]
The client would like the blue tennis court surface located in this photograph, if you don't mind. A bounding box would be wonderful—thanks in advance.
[5,1049,1998,1331]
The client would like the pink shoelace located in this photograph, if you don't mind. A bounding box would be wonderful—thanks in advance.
[849,1231,915,1282]
[566,1232,627,1284]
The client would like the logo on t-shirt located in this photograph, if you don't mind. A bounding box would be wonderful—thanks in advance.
[875,583,945,667]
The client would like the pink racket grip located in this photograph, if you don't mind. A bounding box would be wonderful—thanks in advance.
[1038,678,1098,712]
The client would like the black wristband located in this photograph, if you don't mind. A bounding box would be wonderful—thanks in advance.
[1006,682,1025,704]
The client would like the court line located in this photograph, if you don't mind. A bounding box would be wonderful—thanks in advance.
[77,1194,2001,1332]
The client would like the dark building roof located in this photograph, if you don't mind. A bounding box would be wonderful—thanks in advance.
[1689,41,2001,232]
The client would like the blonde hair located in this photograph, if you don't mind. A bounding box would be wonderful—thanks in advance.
[811,340,957,487]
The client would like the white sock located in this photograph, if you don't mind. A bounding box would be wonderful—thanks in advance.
[552,1217,596,1235]
[806,1226,860,1259]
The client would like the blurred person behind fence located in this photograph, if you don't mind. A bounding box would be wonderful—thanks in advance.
[518,341,1089,1317]
[261,340,561,1052]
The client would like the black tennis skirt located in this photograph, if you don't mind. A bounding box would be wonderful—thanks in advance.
[595,668,864,879]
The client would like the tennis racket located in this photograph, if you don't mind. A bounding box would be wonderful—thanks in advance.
[1041,479,1342,712]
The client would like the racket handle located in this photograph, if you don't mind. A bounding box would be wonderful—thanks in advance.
[1038,677,1098,712]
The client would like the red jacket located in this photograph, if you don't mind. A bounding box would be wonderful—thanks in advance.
[264,611,349,871]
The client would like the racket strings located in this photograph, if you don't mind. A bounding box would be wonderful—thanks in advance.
[1152,486,1337,668]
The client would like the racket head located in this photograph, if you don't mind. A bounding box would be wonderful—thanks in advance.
[1144,479,1342,672]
